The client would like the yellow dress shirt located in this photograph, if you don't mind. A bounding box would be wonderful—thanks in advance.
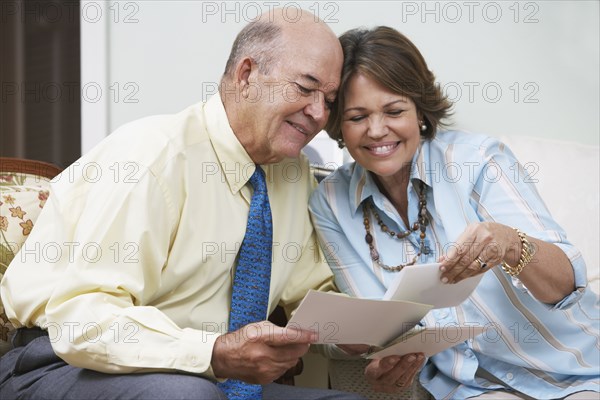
[0,94,335,378]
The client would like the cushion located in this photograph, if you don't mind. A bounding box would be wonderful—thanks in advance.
[498,136,599,294]
[328,358,432,400]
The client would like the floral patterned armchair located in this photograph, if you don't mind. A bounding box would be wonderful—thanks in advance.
[0,157,62,355]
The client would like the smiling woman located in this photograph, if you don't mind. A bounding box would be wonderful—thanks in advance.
[309,25,599,399]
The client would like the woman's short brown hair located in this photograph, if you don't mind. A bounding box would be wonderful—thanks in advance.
[326,26,452,142]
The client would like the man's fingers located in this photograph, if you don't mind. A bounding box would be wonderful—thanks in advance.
[242,357,302,385]
[261,326,317,346]
[240,322,313,359]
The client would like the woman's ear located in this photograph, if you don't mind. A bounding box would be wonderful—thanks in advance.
[416,110,424,123]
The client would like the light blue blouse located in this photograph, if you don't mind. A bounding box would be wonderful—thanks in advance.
[309,131,599,399]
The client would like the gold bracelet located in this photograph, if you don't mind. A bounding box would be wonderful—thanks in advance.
[501,228,536,277]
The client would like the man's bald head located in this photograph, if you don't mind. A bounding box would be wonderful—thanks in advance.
[222,8,338,80]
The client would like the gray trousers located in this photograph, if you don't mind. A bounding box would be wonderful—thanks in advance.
[0,332,365,400]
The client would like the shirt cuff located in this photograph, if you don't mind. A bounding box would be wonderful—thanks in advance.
[176,327,221,380]
[547,243,587,310]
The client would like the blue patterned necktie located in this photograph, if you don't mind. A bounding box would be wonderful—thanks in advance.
[218,166,273,400]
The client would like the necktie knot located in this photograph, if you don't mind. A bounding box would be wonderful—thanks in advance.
[249,166,267,193]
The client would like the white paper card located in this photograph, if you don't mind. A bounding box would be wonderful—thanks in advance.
[367,325,486,359]
[382,262,484,308]
[287,290,432,345]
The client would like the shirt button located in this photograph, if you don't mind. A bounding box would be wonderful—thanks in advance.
[506,373,514,380]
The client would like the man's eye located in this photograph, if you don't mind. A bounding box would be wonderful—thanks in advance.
[325,100,335,110]
[295,84,311,95]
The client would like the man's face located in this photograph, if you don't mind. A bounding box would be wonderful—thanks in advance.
[242,40,342,164]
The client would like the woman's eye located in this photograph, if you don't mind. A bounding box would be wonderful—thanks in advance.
[348,115,365,122]
[387,109,403,116]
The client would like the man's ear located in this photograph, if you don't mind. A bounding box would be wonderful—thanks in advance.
[233,57,254,90]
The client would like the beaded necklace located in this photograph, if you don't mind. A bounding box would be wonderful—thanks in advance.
[362,181,429,272]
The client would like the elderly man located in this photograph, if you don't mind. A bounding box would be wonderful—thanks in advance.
[0,8,363,400]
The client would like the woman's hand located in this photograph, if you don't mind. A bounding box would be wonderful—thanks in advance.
[437,222,574,303]
[364,353,425,393]
[438,222,517,284]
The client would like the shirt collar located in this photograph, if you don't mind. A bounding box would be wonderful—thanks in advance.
[203,93,256,194]
[348,163,380,213]
[411,139,433,187]
[348,140,433,213]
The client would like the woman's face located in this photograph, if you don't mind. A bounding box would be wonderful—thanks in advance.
[341,73,421,178]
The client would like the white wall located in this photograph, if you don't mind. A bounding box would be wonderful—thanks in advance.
[81,0,599,157]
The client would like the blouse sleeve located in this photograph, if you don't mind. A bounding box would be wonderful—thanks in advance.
[472,137,587,308]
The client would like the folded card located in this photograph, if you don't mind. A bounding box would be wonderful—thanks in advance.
[382,262,484,308]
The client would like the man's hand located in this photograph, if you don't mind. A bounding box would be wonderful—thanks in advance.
[365,353,425,393]
[211,321,316,384]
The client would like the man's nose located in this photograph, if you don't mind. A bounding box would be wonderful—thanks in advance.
[304,92,327,124]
